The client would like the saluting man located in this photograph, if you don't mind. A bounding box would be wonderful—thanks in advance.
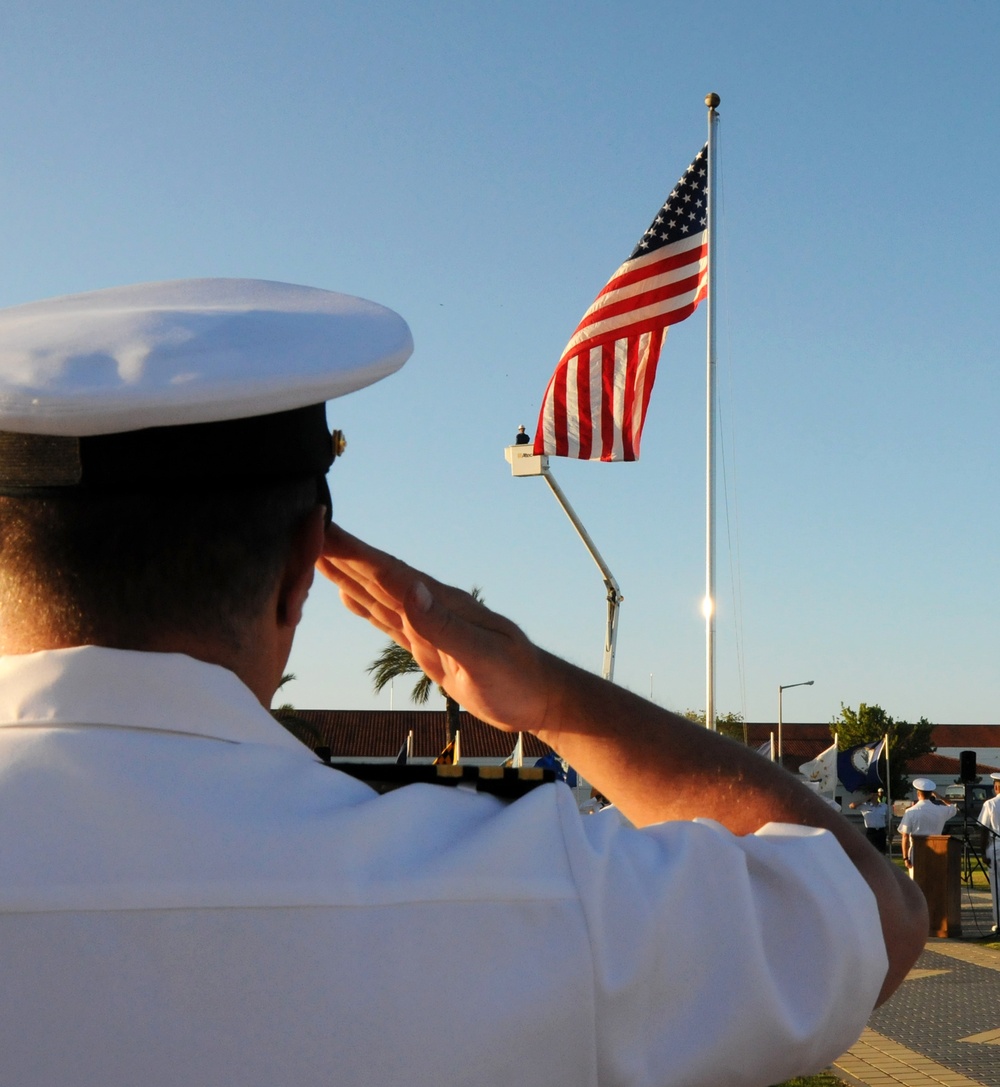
[898,777,958,876]
[849,788,889,853]
[979,772,1000,932]
[0,278,926,1087]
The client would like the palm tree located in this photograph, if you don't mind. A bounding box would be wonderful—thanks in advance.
[271,672,321,749]
[367,587,483,745]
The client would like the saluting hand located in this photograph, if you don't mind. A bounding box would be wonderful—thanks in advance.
[316,523,551,735]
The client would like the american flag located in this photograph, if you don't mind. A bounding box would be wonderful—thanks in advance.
[534,145,709,461]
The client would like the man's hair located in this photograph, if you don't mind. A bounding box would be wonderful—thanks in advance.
[0,478,320,652]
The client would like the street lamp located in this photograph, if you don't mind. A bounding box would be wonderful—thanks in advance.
[778,680,814,762]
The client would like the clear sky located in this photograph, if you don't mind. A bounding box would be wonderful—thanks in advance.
[1,1,997,725]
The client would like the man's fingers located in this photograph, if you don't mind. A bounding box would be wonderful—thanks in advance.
[334,587,415,650]
[318,524,449,655]
[317,522,548,733]
[320,523,415,596]
[323,562,415,647]
[319,523,496,638]
[320,525,464,605]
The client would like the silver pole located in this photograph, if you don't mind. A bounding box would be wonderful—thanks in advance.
[705,92,720,731]
[885,732,893,858]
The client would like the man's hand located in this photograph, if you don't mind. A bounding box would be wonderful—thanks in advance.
[316,523,551,735]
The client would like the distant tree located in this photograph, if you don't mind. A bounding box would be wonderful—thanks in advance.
[368,587,484,744]
[831,703,935,799]
[684,709,747,744]
[271,672,320,749]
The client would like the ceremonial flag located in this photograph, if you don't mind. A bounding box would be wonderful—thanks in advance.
[395,730,413,765]
[433,730,461,765]
[837,738,886,793]
[799,742,838,796]
[534,145,709,462]
[504,733,524,769]
[534,751,578,788]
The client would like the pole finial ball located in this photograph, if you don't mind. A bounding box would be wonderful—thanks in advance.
[705,92,721,109]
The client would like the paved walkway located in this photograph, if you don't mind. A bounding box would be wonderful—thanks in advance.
[831,886,1000,1087]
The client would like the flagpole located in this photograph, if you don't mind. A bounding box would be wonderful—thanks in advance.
[885,732,893,858]
[705,92,720,731]
[833,732,838,800]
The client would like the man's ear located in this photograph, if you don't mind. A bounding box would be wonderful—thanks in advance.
[276,505,326,629]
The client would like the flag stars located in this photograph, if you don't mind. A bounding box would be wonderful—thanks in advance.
[626,145,708,258]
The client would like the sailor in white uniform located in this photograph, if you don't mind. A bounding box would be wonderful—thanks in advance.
[979,772,1000,931]
[0,279,927,1087]
[898,777,958,876]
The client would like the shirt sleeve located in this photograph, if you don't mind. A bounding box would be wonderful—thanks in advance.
[558,796,888,1087]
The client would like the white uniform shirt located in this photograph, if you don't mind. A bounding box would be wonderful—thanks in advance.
[979,794,1000,859]
[0,647,888,1087]
[898,796,958,839]
[857,801,888,829]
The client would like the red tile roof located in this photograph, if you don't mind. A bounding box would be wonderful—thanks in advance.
[281,712,999,777]
[283,709,553,760]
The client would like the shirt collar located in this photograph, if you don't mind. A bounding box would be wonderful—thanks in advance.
[0,645,311,753]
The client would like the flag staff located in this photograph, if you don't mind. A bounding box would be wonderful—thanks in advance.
[705,92,720,731]
[885,733,893,858]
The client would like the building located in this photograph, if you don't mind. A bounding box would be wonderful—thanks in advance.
[745,722,1000,797]
[279,708,553,764]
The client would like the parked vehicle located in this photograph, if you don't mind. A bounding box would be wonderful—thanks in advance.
[942,783,989,822]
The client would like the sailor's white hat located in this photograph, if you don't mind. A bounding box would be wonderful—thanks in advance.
[989,773,1000,782]
[911,777,937,792]
[0,278,412,492]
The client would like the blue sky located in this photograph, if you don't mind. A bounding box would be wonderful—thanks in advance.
[1,1,997,725]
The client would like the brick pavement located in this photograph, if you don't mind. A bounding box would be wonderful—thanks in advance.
[831,887,1000,1087]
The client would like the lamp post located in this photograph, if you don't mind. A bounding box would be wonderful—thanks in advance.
[778,680,814,763]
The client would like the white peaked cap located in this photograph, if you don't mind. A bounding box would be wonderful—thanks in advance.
[911,778,937,792]
[0,278,413,436]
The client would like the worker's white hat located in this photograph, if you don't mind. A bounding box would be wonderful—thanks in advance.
[0,278,412,491]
